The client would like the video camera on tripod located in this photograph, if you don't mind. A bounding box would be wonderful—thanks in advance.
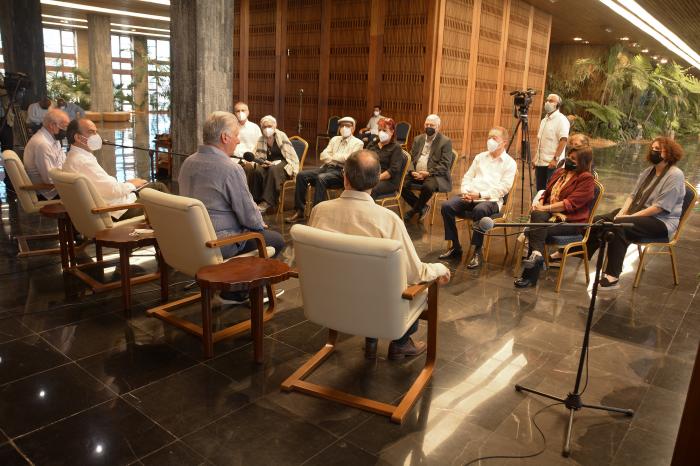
[0,72,32,94]
[510,88,537,118]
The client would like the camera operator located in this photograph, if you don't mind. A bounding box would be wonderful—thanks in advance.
[0,85,14,152]
[534,94,569,191]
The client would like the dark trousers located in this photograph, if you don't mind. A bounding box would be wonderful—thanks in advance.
[441,196,499,251]
[118,181,170,220]
[535,166,555,191]
[294,165,344,211]
[250,162,289,208]
[366,318,419,346]
[526,210,582,255]
[0,123,13,152]
[401,177,440,212]
[220,228,286,259]
[585,208,668,278]
[371,180,398,200]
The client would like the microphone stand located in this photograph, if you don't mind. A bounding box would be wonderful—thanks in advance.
[297,89,304,135]
[509,222,634,457]
[102,140,191,181]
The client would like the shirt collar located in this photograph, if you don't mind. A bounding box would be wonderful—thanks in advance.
[340,190,372,201]
[197,144,230,159]
[68,145,93,158]
[546,110,561,120]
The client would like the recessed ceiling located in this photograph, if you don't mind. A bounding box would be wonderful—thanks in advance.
[41,0,170,31]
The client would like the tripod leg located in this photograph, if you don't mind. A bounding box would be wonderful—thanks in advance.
[514,384,566,403]
[581,402,634,416]
[563,408,575,457]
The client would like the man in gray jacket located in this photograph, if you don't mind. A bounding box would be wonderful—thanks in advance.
[401,114,453,222]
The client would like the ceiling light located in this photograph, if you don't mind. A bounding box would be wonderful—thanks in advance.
[135,0,170,4]
[599,0,700,70]
[573,37,583,41]
[641,48,649,53]
[41,1,170,22]
[631,42,639,47]
[42,14,87,23]
[660,58,668,64]
[60,20,68,23]
[604,27,613,33]
[42,20,88,29]
[110,23,170,33]
[651,55,659,59]
[619,36,629,41]
[583,41,590,44]
[110,29,169,39]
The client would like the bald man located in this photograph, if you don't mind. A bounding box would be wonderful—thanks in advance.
[23,108,69,199]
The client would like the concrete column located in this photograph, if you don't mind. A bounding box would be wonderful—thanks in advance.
[132,36,149,113]
[0,0,47,107]
[87,14,115,112]
[75,29,90,71]
[170,0,234,171]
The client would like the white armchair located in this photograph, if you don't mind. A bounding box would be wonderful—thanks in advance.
[282,224,438,424]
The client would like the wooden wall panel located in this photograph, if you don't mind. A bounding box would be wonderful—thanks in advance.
[232,8,240,101]
[526,7,551,130]
[380,0,429,142]
[436,0,473,155]
[284,0,322,141]
[498,0,529,129]
[327,0,371,127]
[247,0,277,122]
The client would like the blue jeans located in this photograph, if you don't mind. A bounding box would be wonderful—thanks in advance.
[366,319,419,346]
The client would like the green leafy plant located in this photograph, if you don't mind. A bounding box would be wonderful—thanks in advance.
[46,65,91,110]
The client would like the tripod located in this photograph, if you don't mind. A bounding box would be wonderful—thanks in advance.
[514,225,634,457]
[506,110,534,217]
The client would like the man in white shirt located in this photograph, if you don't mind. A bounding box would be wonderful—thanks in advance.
[310,149,450,359]
[26,97,53,133]
[358,105,384,143]
[439,126,516,269]
[534,94,569,191]
[285,116,363,223]
[62,118,150,220]
[23,108,69,200]
[232,101,262,158]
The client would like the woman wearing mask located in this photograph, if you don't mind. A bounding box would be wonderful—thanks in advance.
[251,115,300,212]
[584,137,686,290]
[366,118,405,199]
[515,147,595,288]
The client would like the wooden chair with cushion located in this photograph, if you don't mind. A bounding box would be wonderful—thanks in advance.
[278,136,309,215]
[631,180,697,288]
[375,149,411,218]
[50,168,158,293]
[282,224,438,424]
[2,150,62,257]
[395,121,412,150]
[139,188,277,358]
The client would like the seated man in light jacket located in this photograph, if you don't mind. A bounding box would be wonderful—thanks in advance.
[309,149,450,360]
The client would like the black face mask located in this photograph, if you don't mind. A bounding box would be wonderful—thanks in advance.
[425,127,436,137]
[649,149,663,164]
[564,158,577,171]
[54,129,67,141]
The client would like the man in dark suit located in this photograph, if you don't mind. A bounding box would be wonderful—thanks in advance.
[401,114,453,222]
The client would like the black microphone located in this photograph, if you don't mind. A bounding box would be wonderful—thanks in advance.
[243,151,268,165]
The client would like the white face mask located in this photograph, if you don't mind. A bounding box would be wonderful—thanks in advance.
[378,130,391,143]
[237,111,247,122]
[340,126,352,137]
[487,138,501,153]
[544,102,557,114]
[86,134,102,151]
[263,127,275,138]
[373,110,380,117]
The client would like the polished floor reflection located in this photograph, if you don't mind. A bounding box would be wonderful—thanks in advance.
[0,120,698,465]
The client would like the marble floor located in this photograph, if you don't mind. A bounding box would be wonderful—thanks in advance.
[0,120,698,465]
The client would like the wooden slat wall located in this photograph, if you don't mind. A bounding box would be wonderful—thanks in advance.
[232,8,240,100]
[327,0,371,128]
[231,0,552,162]
[247,0,277,122]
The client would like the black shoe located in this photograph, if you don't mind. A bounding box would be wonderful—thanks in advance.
[439,247,462,260]
[514,264,541,288]
[599,276,620,290]
[364,338,378,359]
[418,205,431,222]
[514,277,536,288]
[523,252,544,270]
[466,251,482,269]
[403,209,416,222]
[285,210,304,223]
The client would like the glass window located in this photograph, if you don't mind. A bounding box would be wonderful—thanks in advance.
[43,29,61,53]
[61,30,74,47]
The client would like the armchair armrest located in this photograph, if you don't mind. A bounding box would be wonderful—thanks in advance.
[20,183,54,191]
[205,231,268,258]
[91,203,143,214]
[402,280,435,300]
[288,268,299,278]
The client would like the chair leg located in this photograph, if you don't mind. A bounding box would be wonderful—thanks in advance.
[482,234,491,262]
[555,248,568,293]
[430,195,438,225]
[503,230,509,258]
[278,187,285,215]
[513,235,525,277]
[281,329,338,391]
[582,245,590,284]
[201,287,214,358]
[670,246,679,286]
[633,245,647,288]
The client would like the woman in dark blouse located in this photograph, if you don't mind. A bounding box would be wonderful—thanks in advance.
[366,117,405,199]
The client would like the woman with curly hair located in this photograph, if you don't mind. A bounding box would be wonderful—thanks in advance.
[584,136,686,290]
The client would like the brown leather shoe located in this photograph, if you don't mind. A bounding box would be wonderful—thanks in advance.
[388,338,427,360]
[285,210,304,224]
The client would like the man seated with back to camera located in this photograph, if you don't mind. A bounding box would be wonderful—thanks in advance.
[309,149,450,360]
[62,118,169,221]
[439,126,516,269]
[285,116,363,223]
[179,111,285,303]
[401,114,453,223]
